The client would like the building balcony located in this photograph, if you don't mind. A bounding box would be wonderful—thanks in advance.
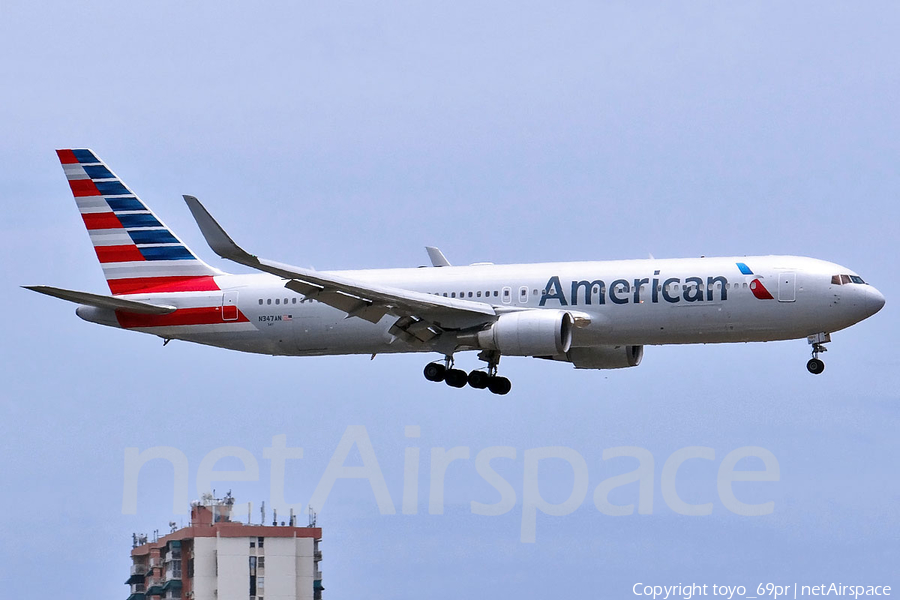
[314,550,322,561]
[126,594,146,600]
[146,584,165,596]
[131,563,150,575]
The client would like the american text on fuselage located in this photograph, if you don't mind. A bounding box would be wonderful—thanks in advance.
[539,273,730,306]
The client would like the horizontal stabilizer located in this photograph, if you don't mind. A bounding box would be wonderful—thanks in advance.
[23,285,176,315]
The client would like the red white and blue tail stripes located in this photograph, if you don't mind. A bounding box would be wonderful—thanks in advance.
[57,149,222,295]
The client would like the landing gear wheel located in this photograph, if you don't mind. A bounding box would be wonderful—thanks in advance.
[806,358,825,375]
[445,369,469,388]
[487,376,512,395]
[467,370,490,389]
[423,362,446,382]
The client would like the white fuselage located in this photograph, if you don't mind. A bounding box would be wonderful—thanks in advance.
[75,255,884,359]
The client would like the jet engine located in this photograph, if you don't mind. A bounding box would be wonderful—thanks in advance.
[562,345,644,369]
[458,310,574,356]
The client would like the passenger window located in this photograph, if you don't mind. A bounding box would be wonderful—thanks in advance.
[258,299,263,305]
[451,292,456,298]
[494,291,498,297]
[468,292,473,298]
[443,293,448,297]
[267,299,272,305]
[292,298,296,304]
[476,291,482,297]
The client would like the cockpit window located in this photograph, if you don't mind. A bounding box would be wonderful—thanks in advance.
[832,274,867,285]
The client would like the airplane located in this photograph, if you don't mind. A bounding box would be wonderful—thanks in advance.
[26,149,886,395]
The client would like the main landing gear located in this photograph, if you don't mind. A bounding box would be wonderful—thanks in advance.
[423,352,512,395]
[806,332,830,375]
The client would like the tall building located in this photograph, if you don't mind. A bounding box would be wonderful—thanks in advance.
[126,494,323,600]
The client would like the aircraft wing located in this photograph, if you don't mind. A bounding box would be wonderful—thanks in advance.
[183,196,497,343]
[23,285,176,315]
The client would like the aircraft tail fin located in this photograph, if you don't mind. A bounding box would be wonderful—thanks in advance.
[57,149,223,295]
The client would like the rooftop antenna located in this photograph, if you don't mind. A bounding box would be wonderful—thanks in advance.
[260,501,265,525]
[273,508,277,527]
[289,508,295,526]
[169,521,177,534]
[309,507,317,527]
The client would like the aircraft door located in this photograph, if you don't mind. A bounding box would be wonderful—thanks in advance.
[518,286,529,304]
[222,291,239,320]
[778,273,796,302]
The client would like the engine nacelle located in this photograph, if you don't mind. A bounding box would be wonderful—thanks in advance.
[564,345,644,369]
[462,310,574,356]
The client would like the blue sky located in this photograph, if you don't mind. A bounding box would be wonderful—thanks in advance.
[1,2,898,598]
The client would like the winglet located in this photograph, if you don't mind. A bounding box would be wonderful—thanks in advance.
[425,246,451,267]
[183,195,258,267]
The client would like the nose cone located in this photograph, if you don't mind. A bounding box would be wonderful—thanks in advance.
[867,286,886,317]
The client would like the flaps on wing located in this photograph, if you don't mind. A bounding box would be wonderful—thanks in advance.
[283,279,390,324]
[184,195,497,330]
[24,285,176,315]
[389,315,441,343]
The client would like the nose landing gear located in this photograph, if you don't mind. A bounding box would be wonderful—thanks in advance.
[806,332,830,375]
[806,357,825,374]
[422,352,512,395]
